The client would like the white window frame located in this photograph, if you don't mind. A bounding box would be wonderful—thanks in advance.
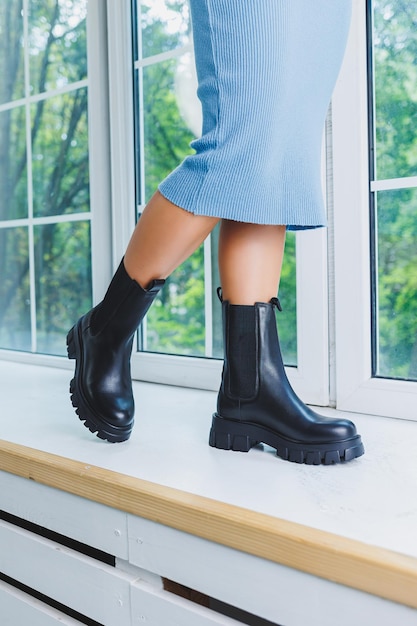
[0,0,112,370]
[332,0,417,421]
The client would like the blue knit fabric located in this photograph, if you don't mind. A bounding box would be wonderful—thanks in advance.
[159,0,352,229]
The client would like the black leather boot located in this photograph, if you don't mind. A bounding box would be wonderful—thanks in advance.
[67,259,164,442]
[209,297,364,464]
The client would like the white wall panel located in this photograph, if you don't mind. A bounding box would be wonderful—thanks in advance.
[0,520,132,626]
[131,580,242,626]
[0,470,129,559]
[0,580,82,626]
[127,515,417,626]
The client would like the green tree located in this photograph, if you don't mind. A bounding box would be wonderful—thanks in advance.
[0,0,91,354]
[373,0,417,379]
[139,2,205,356]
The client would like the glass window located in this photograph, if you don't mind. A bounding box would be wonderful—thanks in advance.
[132,0,297,364]
[0,0,91,356]
[138,0,190,58]
[0,3,25,104]
[369,0,417,381]
[0,227,31,351]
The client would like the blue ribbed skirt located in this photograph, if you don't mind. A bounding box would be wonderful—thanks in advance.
[159,0,352,229]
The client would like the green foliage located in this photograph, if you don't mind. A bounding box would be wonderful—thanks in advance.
[373,0,417,379]
[143,58,195,201]
[35,220,91,354]
[0,227,31,351]
[0,0,91,355]
[278,233,297,365]
[146,246,205,356]
[139,2,206,357]
[140,0,190,58]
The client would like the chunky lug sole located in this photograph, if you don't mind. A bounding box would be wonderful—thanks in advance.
[66,324,132,443]
[209,414,364,465]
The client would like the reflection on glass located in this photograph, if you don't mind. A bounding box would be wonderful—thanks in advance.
[0,106,28,220]
[0,2,25,104]
[372,0,417,180]
[29,0,87,94]
[35,221,92,355]
[0,227,31,351]
[141,52,206,357]
[375,189,417,380]
[31,88,89,217]
[139,0,190,59]
[142,57,196,200]
[0,0,91,357]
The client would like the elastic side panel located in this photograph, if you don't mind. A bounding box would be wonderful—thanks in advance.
[226,305,258,400]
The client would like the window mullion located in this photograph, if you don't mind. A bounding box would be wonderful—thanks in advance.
[23,0,37,353]
[106,0,137,269]
[86,0,113,302]
[332,0,372,408]
[204,235,213,358]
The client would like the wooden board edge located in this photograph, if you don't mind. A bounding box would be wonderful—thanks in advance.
[0,439,416,610]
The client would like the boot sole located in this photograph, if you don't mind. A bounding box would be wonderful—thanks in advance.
[209,414,364,465]
[66,325,132,443]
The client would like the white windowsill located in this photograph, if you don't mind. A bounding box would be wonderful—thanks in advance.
[1,359,416,555]
[1,359,417,615]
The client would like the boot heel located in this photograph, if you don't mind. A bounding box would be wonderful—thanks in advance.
[66,327,76,359]
[209,415,258,452]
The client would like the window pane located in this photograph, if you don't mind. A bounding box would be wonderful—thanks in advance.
[31,88,89,217]
[0,0,92,357]
[0,227,31,351]
[140,52,206,357]
[29,0,87,94]
[375,188,417,380]
[0,2,25,104]
[145,245,205,357]
[142,54,197,202]
[139,0,190,59]
[372,0,417,180]
[0,106,28,220]
[34,221,92,355]
[370,0,417,381]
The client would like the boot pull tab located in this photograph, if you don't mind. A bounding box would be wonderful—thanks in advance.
[270,297,283,312]
[217,287,223,302]
[147,279,166,294]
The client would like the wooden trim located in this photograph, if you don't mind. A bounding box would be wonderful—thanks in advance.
[1,439,416,609]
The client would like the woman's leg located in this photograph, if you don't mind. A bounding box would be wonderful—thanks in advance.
[125,191,219,287]
[218,220,286,304]
[68,192,219,442]
[213,220,364,465]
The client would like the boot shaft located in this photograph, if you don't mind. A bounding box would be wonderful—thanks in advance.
[90,259,165,341]
[212,297,364,462]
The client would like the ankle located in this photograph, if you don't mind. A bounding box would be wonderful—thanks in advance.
[123,257,166,291]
